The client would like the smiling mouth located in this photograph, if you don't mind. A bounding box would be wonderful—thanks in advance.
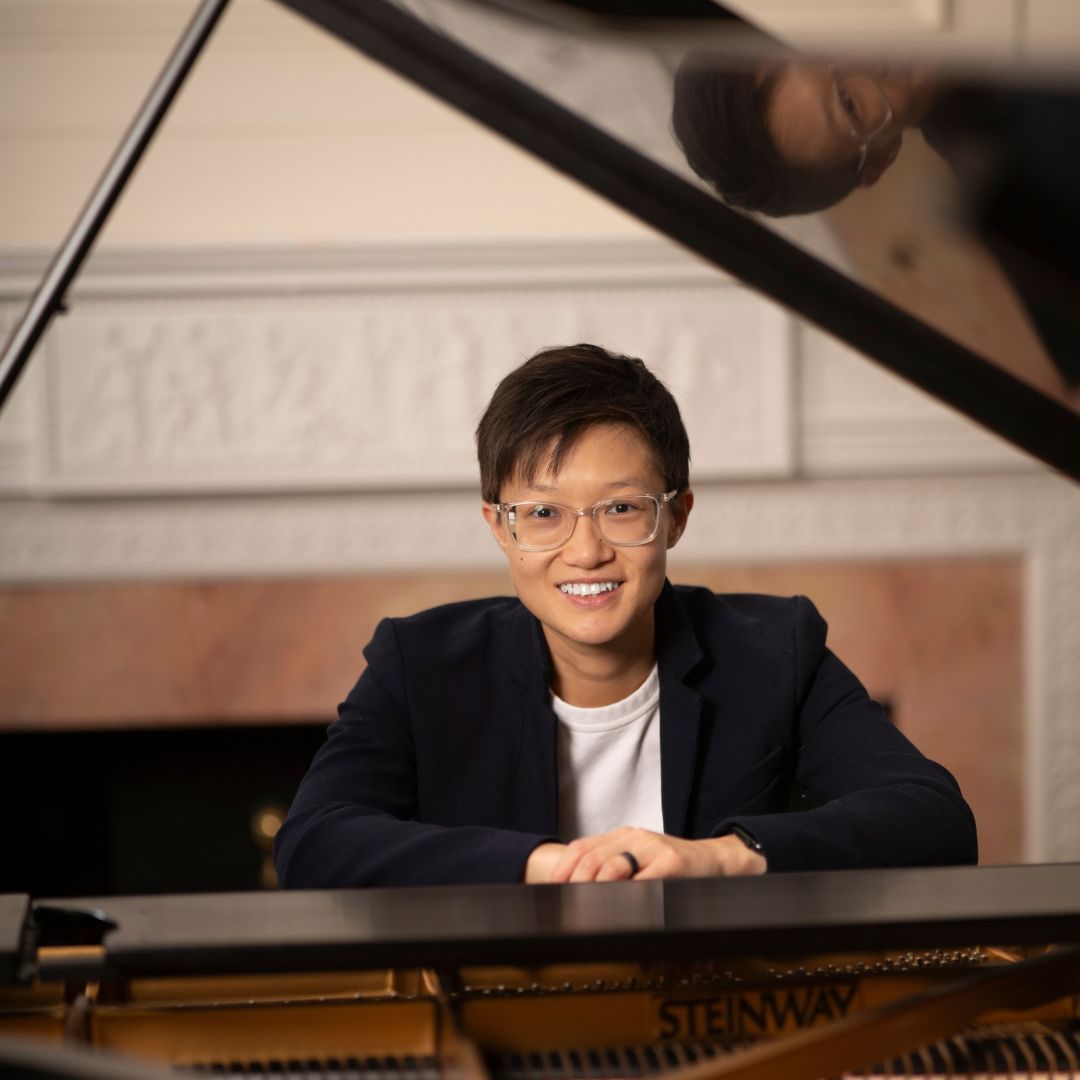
[558,582,622,597]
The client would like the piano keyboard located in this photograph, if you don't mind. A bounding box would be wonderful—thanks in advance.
[176,1022,1080,1080]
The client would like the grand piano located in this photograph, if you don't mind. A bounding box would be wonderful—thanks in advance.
[2,1,1079,1077]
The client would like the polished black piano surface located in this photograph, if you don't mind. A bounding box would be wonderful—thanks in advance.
[8,863,1080,980]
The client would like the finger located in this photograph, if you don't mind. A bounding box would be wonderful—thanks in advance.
[549,847,587,883]
[625,845,683,882]
[595,853,636,882]
[568,846,615,883]
[549,835,609,883]
[627,860,665,881]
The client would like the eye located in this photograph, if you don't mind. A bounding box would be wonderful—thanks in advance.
[527,503,561,520]
[604,500,644,516]
[838,84,860,123]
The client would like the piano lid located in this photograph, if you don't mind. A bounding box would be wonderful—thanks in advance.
[26,863,1080,980]
[273,0,1080,478]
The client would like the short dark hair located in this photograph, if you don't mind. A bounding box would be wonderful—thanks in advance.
[672,56,858,217]
[476,343,690,504]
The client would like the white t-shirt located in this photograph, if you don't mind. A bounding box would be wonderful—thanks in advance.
[552,665,664,842]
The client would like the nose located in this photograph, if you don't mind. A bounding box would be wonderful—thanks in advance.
[561,511,612,567]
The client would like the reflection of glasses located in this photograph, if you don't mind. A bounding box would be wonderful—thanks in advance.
[830,66,894,175]
[492,491,678,551]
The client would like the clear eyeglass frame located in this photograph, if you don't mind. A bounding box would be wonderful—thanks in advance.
[492,490,679,552]
[830,65,895,175]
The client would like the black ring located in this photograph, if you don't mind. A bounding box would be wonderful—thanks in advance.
[620,851,640,876]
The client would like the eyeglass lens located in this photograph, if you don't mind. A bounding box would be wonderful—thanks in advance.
[833,72,892,140]
[508,496,660,548]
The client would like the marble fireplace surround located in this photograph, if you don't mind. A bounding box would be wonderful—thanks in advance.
[0,239,1077,863]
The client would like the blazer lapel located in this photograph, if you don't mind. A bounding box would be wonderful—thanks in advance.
[655,583,706,837]
[506,603,560,835]
[502,586,706,839]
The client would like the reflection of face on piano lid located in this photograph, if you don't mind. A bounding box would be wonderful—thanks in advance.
[762,61,938,189]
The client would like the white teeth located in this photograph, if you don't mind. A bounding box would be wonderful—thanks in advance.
[559,582,619,596]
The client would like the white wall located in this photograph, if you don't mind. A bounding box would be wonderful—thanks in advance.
[0,0,641,249]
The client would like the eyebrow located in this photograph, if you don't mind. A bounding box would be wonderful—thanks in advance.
[524,479,648,494]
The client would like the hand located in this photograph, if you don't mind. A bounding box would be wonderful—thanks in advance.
[523,841,569,883]
[548,826,767,883]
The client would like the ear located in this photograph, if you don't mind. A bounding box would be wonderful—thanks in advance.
[666,488,694,550]
[482,502,513,558]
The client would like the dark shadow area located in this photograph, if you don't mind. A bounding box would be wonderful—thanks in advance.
[0,723,326,897]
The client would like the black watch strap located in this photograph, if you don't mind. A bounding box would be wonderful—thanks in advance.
[730,825,765,856]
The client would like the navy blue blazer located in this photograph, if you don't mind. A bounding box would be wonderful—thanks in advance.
[275,583,977,888]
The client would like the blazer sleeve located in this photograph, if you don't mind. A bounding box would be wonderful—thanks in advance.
[274,618,554,888]
[717,597,978,872]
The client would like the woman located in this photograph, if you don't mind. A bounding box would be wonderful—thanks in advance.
[275,343,976,888]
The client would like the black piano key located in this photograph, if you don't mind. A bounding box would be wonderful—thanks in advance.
[923,1040,950,1074]
[548,1050,569,1078]
[984,1035,1010,1073]
[1012,1032,1038,1075]
[524,1049,544,1080]
[661,1045,684,1070]
[617,1047,636,1078]
[905,1047,929,1075]
[1047,1028,1080,1071]
[893,1048,917,1076]
[956,1033,988,1072]
[364,1058,384,1080]
[997,1034,1020,1077]
[1026,1033,1054,1072]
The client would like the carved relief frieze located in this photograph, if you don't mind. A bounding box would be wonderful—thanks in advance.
[39,281,793,493]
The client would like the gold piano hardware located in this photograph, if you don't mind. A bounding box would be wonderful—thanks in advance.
[34,945,107,978]
[2,946,1077,1078]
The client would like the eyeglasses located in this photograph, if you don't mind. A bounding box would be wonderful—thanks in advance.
[492,491,678,552]
[830,65,894,175]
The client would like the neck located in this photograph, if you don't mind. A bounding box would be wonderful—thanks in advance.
[545,617,656,708]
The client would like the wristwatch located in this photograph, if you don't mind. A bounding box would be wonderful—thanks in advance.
[730,825,765,857]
